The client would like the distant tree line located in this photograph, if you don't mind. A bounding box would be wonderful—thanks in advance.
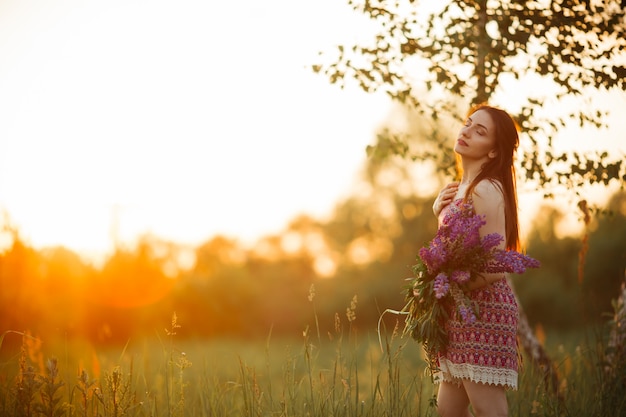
[0,190,623,349]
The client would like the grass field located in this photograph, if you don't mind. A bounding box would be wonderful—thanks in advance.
[0,314,624,417]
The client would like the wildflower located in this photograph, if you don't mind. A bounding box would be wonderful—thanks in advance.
[450,270,470,284]
[481,233,504,252]
[402,201,539,376]
[433,273,450,299]
[486,250,540,274]
[419,241,447,274]
[450,284,477,323]
[458,305,477,324]
[346,295,357,323]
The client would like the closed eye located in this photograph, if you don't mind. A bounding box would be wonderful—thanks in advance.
[467,116,489,135]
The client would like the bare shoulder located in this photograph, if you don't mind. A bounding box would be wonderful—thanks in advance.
[474,179,503,200]
[472,179,504,215]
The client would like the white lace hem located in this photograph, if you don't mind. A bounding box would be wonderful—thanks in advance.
[434,358,518,390]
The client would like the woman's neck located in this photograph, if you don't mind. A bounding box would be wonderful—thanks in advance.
[460,160,482,185]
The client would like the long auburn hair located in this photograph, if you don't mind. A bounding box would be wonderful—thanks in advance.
[459,104,520,250]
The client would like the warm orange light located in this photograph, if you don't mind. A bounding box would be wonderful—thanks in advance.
[87,275,175,309]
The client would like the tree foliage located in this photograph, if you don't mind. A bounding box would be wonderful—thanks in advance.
[312,0,626,194]
[515,191,626,327]
[0,189,623,345]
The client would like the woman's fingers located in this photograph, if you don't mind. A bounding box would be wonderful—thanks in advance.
[433,182,459,216]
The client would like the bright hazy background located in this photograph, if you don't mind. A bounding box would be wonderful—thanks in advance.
[0,0,391,260]
[0,0,624,262]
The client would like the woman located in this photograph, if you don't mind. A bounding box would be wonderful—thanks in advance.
[431,104,521,417]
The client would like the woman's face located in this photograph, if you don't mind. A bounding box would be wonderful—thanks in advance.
[454,109,497,161]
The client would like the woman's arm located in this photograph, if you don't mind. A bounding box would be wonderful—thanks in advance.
[465,179,507,290]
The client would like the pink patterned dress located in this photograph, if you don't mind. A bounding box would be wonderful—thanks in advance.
[435,200,520,390]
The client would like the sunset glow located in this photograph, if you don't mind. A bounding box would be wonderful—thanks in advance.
[0,0,389,260]
[0,0,624,264]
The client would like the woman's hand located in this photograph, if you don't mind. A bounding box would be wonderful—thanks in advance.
[433,182,459,217]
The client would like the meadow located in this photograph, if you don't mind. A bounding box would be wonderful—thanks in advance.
[1,310,624,417]
[0,192,624,416]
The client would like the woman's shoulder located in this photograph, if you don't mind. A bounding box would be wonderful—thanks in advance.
[471,179,504,210]
[474,178,504,198]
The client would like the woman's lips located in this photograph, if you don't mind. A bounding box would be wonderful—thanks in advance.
[457,138,468,146]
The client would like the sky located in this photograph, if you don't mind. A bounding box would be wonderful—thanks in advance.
[0,0,624,262]
[0,0,391,259]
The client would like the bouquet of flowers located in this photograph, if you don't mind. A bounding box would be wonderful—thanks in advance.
[402,201,540,375]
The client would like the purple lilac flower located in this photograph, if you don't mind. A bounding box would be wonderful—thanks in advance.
[481,233,504,252]
[450,270,471,284]
[462,229,481,251]
[433,273,450,299]
[419,240,447,274]
[449,284,476,323]
[408,199,539,354]
[447,214,475,245]
[458,305,477,324]
[443,205,485,255]
[485,250,541,274]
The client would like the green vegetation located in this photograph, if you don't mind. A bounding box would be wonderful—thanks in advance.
[0,189,624,416]
[1,192,624,346]
[1,1,623,415]
[0,131,623,417]
[1,304,625,416]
